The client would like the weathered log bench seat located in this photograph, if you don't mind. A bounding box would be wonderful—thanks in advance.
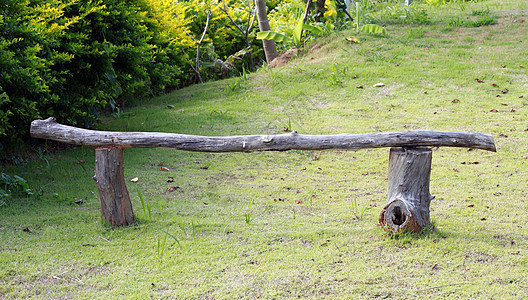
[30,117,496,233]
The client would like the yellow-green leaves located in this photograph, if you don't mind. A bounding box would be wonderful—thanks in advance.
[360,24,387,36]
[346,36,360,43]
[257,31,293,43]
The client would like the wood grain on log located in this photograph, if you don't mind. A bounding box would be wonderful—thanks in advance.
[30,117,496,152]
[94,147,134,226]
[379,147,434,233]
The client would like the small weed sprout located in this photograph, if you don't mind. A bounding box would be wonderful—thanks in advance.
[262,61,279,84]
[245,213,252,224]
[225,79,242,93]
[157,231,168,261]
[157,229,182,261]
[244,201,253,224]
[137,188,152,220]
[191,221,200,238]
[177,218,185,232]
[241,65,250,80]
[350,198,372,220]
[330,73,344,86]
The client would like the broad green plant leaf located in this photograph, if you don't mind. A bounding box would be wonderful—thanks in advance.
[302,23,324,35]
[293,18,303,47]
[360,24,387,36]
[257,31,292,43]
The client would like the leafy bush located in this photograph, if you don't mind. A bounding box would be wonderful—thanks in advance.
[183,0,264,80]
[0,0,193,151]
[0,173,34,206]
[268,0,304,37]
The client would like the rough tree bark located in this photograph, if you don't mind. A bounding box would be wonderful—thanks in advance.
[94,147,134,226]
[30,118,497,152]
[255,0,278,64]
[379,147,433,233]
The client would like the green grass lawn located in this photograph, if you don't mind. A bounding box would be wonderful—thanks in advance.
[1,0,528,298]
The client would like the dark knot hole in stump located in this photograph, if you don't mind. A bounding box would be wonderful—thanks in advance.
[392,206,406,226]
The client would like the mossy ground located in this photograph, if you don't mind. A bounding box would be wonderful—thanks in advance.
[1,0,528,298]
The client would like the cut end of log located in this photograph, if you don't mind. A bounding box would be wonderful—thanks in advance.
[379,199,423,233]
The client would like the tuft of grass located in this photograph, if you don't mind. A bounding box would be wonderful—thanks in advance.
[445,8,497,29]
[137,188,152,221]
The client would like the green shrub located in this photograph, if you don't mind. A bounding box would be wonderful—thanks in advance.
[0,173,34,206]
[0,0,275,152]
[183,0,264,79]
[0,0,192,151]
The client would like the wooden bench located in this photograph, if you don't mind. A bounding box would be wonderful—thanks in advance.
[30,117,496,233]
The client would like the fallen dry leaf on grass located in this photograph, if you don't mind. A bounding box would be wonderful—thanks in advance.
[166,186,180,193]
[346,36,360,43]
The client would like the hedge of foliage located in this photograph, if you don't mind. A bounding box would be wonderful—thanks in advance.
[0,0,191,149]
[0,0,271,151]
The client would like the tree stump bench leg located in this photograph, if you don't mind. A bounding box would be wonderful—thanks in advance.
[93,147,134,226]
[379,147,434,233]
